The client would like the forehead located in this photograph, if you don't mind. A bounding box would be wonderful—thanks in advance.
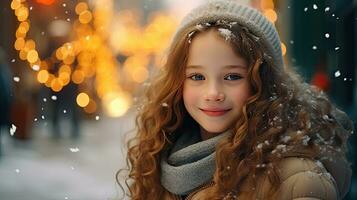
[186,29,248,70]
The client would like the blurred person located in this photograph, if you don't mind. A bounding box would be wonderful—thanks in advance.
[311,54,330,92]
[117,1,353,199]
[0,47,13,155]
[49,81,81,140]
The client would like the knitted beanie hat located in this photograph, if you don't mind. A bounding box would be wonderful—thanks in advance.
[171,0,284,69]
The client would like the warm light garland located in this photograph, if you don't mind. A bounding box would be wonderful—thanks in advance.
[10,0,178,117]
[10,0,130,116]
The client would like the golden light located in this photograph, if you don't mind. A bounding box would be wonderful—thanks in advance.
[24,39,36,50]
[19,49,27,60]
[51,78,64,92]
[11,0,22,10]
[19,21,30,32]
[59,72,70,86]
[103,92,132,117]
[17,7,29,21]
[45,74,55,88]
[16,29,26,38]
[72,70,85,84]
[63,55,75,64]
[264,9,278,23]
[37,70,49,83]
[79,10,93,24]
[11,0,178,116]
[17,26,27,34]
[56,47,64,60]
[281,42,287,56]
[14,38,25,50]
[75,2,88,15]
[76,92,90,107]
[27,49,39,63]
[59,64,71,73]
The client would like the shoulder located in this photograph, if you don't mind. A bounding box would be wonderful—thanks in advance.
[276,157,338,200]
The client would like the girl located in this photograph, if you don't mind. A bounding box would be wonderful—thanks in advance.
[117,0,353,199]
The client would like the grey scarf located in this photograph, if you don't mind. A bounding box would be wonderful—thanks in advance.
[160,128,232,195]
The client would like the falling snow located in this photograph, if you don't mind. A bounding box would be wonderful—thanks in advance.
[62,3,67,7]
[312,45,317,50]
[256,143,263,149]
[34,118,38,122]
[335,46,340,51]
[325,33,330,38]
[51,95,57,101]
[302,135,311,146]
[325,7,330,12]
[41,115,45,120]
[187,31,196,43]
[10,124,16,136]
[41,31,45,35]
[334,70,341,77]
[290,40,294,44]
[280,135,291,143]
[195,24,205,31]
[95,116,100,120]
[218,28,234,41]
[313,4,318,10]
[32,64,40,71]
[43,98,47,102]
[15,169,20,173]
[304,7,308,12]
[13,76,20,82]
[63,109,67,114]
[29,6,33,10]
[69,148,80,153]
[162,102,169,107]
[11,59,15,62]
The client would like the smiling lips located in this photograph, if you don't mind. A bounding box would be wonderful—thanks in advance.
[200,108,231,116]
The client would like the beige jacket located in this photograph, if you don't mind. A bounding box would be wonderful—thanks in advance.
[172,156,351,200]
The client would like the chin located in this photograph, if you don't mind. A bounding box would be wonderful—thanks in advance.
[201,125,228,134]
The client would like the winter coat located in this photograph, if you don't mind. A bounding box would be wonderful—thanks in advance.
[169,155,351,200]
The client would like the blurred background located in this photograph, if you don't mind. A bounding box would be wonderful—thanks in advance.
[0,0,356,199]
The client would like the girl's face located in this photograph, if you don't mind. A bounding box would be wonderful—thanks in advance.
[183,29,252,139]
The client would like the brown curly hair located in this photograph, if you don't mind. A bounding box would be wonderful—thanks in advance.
[116,21,353,200]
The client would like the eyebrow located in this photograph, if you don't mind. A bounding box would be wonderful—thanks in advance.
[186,65,247,70]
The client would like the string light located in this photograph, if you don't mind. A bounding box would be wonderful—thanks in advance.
[11,0,177,117]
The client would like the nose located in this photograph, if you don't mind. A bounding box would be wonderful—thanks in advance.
[204,83,225,102]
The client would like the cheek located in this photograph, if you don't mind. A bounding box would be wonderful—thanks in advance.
[231,85,252,105]
[183,84,199,105]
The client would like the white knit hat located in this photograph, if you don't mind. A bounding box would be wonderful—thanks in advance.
[171,0,284,69]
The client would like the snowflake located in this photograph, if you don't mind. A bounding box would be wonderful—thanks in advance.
[10,124,16,136]
[69,147,80,153]
[218,28,234,41]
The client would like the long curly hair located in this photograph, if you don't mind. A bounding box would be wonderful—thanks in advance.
[116,21,353,199]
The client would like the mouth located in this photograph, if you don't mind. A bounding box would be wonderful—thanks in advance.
[200,108,231,116]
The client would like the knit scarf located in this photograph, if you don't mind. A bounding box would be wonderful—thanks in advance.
[160,128,232,195]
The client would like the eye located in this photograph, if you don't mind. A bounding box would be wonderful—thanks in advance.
[224,74,243,81]
[188,73,205,81]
